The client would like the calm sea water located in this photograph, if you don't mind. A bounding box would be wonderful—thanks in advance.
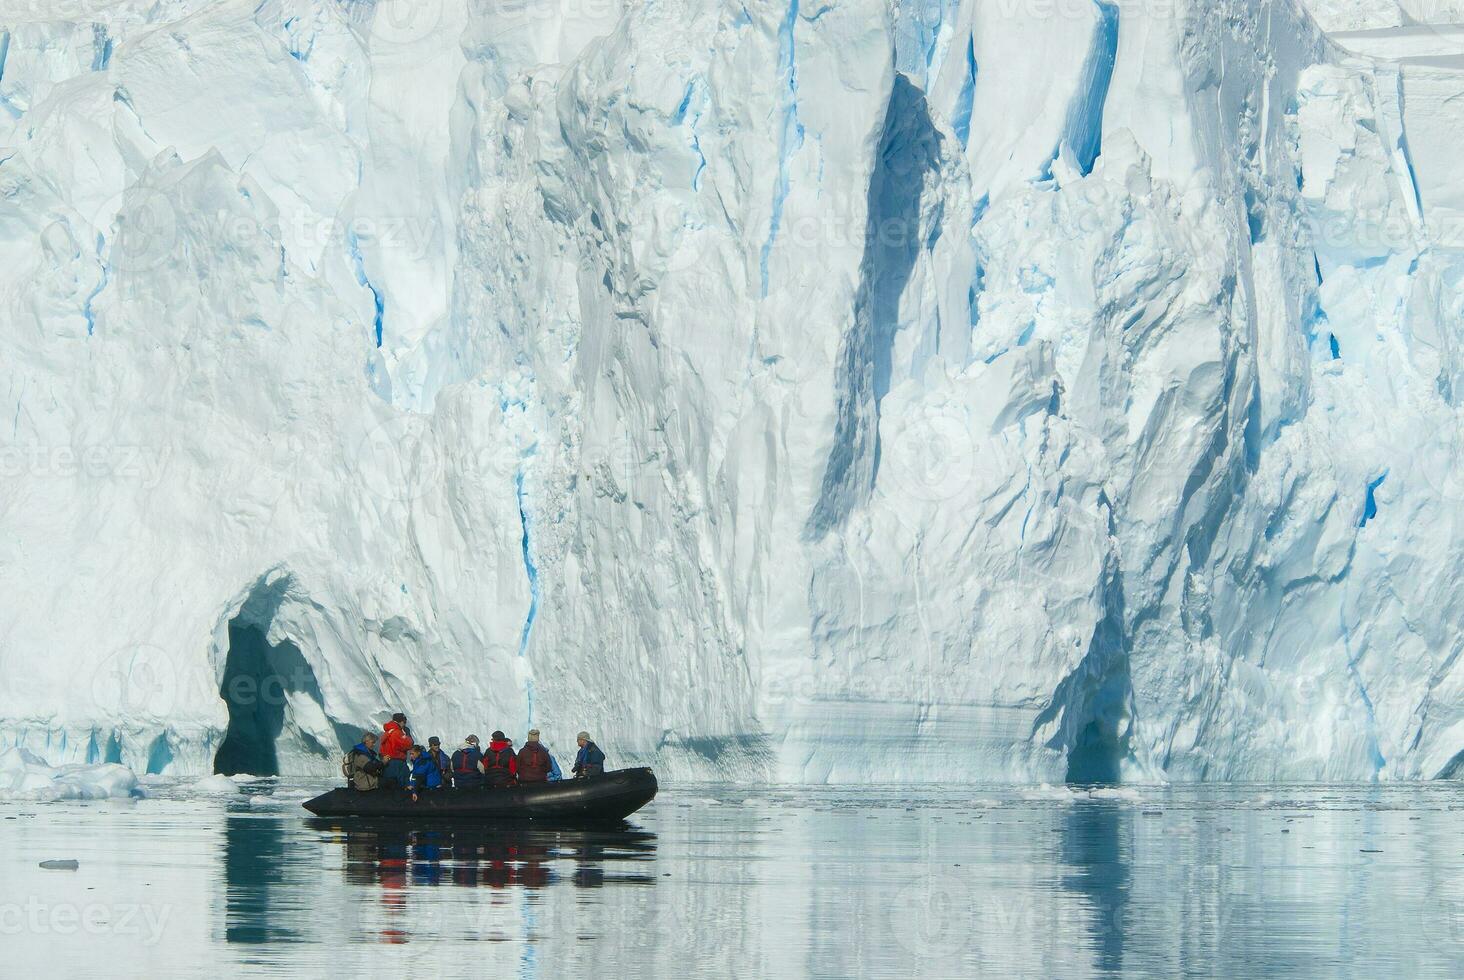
[4,780,1463,978]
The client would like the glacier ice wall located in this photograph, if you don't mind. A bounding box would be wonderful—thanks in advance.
[3,0,1464,782]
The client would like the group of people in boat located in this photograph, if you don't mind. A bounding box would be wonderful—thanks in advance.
[342,712,607,796]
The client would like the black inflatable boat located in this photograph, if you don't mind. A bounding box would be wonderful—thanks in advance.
[301,767,658,822]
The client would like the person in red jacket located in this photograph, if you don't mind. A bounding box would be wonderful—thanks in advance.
[481,731,518,788]
[516,729,553,783]
[379,713,413,761]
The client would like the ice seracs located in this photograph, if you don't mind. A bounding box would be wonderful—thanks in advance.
[2,0,1464,783]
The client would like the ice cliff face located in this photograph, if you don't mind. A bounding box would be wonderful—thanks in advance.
[3,0,1464,783]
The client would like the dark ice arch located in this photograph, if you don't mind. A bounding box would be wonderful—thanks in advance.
[213,576,347,776]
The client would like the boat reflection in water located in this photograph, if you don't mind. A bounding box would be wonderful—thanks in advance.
[298,820,660,947]
[311,820,659,892]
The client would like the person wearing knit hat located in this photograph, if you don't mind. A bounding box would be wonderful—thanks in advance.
[572,731,606,779]
[450,734,484,789]
[482,730,518,787]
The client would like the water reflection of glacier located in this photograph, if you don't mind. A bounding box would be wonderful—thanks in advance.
[6,783,1464,976]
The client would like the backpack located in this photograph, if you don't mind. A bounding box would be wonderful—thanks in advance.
[518,743,550,779]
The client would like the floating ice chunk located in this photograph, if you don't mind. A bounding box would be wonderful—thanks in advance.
[38,859,80,870]
[0,749,140,801]
[188,774,243,795]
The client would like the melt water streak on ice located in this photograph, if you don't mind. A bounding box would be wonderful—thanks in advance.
[673,82,708,192]
[951,34,976,150]
[1340,598,1386,778]
[1391,72,1424,220]
[91,27,113,71]
[1050,0,1119,177]
[515,468,540,726]
[0,29,16,123]
[82,233,109,336]
[348,229,384,348]
[760,0,803,297]
[1359,471,1387,527]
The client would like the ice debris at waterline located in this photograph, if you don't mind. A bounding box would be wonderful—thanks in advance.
[0,750,141,802]
[188,774,244,796]
[4,0,1464,785]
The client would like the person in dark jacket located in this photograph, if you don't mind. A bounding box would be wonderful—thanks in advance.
[425,737,452,787]
[572,731,606,778]
[407,745,443,797]
[516,729,554,783]
[451,735,484,789]
[343,732,385,791]
[382,739,413,790]
[481,731,518,788]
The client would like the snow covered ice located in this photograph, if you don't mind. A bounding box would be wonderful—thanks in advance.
[4,0,1464,784]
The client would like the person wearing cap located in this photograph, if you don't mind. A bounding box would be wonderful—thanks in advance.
[425,736,452,787]
[572,732,606,778]
[515,729,557,784]
[451,735,485,789]
[481,730,518,788]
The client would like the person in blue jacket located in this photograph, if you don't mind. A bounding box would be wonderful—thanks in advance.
[572,731,606,778]
[407,744,444,798]
[425,736,453,787]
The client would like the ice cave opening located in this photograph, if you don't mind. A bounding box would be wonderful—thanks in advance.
[212,578,336,776]
[1065,719,1125,785]
[213,619,289,776]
